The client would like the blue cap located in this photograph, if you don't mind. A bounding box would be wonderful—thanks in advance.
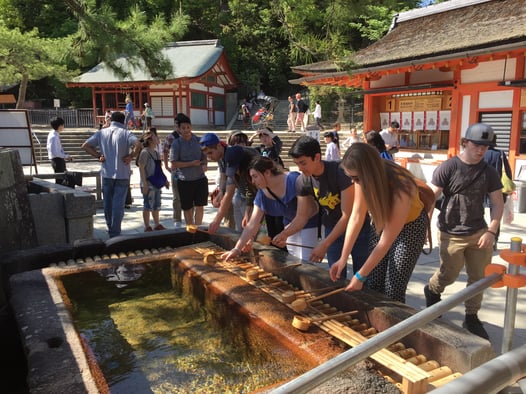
[200,133,220,148]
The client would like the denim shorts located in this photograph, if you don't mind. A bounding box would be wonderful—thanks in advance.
[143,186,162,211]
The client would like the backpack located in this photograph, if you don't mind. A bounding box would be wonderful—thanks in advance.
[414,177,436,255]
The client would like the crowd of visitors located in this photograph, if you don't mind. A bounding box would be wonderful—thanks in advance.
[62,100,504,341]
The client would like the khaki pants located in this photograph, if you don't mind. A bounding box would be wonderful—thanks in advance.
[428,228,492,314]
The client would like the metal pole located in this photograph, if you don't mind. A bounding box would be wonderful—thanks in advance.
[501,264,519,354]
[502,237,522,354]
[429,344,526,394]
[270,273,502,394]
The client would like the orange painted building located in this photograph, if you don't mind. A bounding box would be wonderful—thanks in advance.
[68,40,238,129]
[290,0,526,176]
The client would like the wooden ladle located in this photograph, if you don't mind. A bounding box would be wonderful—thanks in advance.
[290,287,347,313]
[280,285,339,304]
[292,311,358,331]
[255,234,315,249]
[186,224,208,234]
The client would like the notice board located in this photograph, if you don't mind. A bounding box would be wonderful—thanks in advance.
[0,110,38,173]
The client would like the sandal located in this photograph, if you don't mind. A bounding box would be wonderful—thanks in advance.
[154,224,166,231]
[144,226,153,232]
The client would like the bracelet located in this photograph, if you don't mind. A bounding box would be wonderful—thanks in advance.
[486,230,497,237]
[355,272,367,283]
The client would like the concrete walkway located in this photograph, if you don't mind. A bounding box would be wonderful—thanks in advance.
[30,146,526,357]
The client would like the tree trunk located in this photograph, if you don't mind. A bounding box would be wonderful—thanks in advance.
[16,74,29,110]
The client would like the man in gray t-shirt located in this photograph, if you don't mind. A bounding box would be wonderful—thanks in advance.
[169,114,208,226]
[424,123,503,340]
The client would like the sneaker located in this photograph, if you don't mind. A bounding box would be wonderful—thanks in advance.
[174,221,182,229]
[424,285,441,307]
[463,314,490,340]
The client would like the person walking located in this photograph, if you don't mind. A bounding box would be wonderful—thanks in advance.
[289,136,370,278]
[287,96,297,133]
[81,111,141,238]
[137,131,168,232]
[141,103,154,132]
[295,93,309,133]
[313,100,325,131]
[222,157,319,261]
[424,123,503,340]
[330,143,427,303]
[124,96,135,129]
[46,116,72,185]
[170,114,208,226]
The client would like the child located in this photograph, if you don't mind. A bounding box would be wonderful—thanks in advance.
[137,131,168,232]
[323,131,340,162]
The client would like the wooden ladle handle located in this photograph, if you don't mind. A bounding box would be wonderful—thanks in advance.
[309,310,359,323]
[308,287,346,303]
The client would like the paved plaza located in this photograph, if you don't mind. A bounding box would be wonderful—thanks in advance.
[31,148,526,357]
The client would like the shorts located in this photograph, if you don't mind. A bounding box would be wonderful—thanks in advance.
[143,186,162,211]
[178,177,209,210]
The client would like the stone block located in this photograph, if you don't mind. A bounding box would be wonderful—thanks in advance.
[63,192,96,219]
[0,149,37,253]
[28,192,67,245]
[66,217,93,243]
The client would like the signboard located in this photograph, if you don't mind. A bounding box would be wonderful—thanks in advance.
[0,110,38,173]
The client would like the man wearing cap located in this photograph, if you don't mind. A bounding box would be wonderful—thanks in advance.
[200,133,260,234]
[424,123,503,340]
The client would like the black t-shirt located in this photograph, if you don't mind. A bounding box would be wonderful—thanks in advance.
[432,156,502,235]
[296,160,352,228]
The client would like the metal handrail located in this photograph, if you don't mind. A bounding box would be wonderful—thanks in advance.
[429,344,526,394]
[270,273,503,394]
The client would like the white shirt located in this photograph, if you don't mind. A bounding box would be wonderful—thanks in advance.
[314,103,322,119]
[380,129,399,148]
[325,141,340,161]
[47,129,69,160]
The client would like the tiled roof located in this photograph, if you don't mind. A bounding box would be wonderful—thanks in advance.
[291,0,526,76]
[71,40,224,84]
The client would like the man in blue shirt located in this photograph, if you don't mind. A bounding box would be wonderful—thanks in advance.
[82,111,141,238]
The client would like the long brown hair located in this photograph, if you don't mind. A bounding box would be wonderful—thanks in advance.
[341,143,416,232]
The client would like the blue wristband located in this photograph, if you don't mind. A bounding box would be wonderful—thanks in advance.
[355,272,367,282]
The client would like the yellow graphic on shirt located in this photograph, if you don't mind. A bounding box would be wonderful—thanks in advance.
[313,187,340,210]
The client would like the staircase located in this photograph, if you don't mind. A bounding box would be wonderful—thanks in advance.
[31,99,321,173]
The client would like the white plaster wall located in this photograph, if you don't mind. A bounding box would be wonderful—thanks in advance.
[479,90,514,109]
[371,73,406,88]
[461,58,516,84]
[410,69,453,84]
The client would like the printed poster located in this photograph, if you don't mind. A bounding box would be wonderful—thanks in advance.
[425,111,438,131]
[380,113,390,129]
[413,112,425,131]
[439,110,451,130]
[401,112,412,131]
[390,112,402,128]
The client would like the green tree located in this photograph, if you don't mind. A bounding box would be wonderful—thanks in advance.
[0,24,72,108]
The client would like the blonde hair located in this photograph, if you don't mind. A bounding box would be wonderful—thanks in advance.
[341,143,416,232]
